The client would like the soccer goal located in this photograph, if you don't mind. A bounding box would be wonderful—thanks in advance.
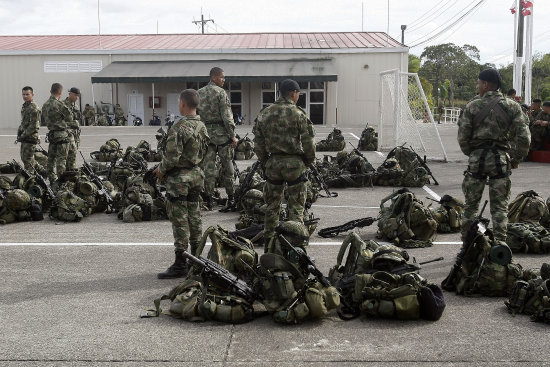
[379,69,448,162]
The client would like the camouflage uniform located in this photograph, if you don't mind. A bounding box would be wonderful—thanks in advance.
[159,115,209,252]
[253,96,315,241]
[530,110,550,150]
[64,98,82,171]
[43,96,73,183]
[17,101,41,171]
[114,106,126,126]
[197,81,236,198]
[83,106,95,126]
[96,113,109,126]
[458,90,530,242]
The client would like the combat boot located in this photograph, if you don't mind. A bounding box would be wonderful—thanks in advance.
[157,250,189,279]
[190,242,199,257]
[541,263,550,281]
[226,195,236,211]
[206,195,214,211]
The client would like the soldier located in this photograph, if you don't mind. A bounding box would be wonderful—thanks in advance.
[83,104,95,126]
[528,99,542,124]
[458,69,530,244]
[64,87,82,171]
[154,89,209,279]
[197,67,237,210]
[17,86,41,171]
[96,111,109,126]
[114,103,126,126]
[530,101,550,150]
[42,83,73,185]
[253,79,315,249]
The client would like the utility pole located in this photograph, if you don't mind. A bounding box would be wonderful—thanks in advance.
[401,25,407,44]
[192,11,214,34]
[513,0,524,97]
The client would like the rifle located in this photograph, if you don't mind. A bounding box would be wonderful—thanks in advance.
[308,163,338,198]
[408,145,439,185]
[32,167,55,202]
[318,217,377,238]
[79,151,114,212]
[143,163,165,201]
[441,200,489,292]
[232,159,241,179]
[182,251,258,305]
[37,144,48,156]
[11,159,32,180]
[220,160,261,213]
[230,217,320,242]
[348,142,372,167]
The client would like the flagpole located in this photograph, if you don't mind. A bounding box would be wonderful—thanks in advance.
[524,1,534,104]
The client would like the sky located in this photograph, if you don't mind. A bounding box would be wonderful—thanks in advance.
[0,0,548,66]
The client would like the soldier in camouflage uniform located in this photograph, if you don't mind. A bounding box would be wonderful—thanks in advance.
[83,104,95,126]
[154,89,209,279]
[42,83,73,185]
[64,87,82,171]
[114,104,126,126]
[197,67,237,210]
[17,86,41,171]
[527,99,541,125]
[253,79,315,247]
[458,69,530,244]
[530,101,550,150]
[96,111,109,126]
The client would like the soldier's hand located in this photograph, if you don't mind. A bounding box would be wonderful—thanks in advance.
[153,166,164,180]
[231,136,238,148]
[511,160,519,169]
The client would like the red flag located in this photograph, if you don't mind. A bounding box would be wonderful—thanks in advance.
[521,1,533,8]
[522,8,531,16]
[510,0,517,14]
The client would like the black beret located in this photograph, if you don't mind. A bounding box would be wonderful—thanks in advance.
[478,69,502,89]
[279,79,300,94]
[543,101,550,108]
[68,87,80,95]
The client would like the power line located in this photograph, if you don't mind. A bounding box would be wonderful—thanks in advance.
[409,0,487,48]
[407,0,454,29]
[408,0,458,32]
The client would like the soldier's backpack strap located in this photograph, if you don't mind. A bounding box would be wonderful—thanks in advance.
[473,96,504,126]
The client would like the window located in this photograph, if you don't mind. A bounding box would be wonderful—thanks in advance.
[44,60,102,73]
[261,82,277,109]
[226,82,243,124]
[308,82,325,124]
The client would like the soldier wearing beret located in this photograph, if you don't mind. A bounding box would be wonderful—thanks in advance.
[253,79,316,250]
[64,87,82,171]
[457,69,530,244]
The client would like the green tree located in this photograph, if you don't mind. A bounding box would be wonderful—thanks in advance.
[409,54,421,73]
[419,43,481,107]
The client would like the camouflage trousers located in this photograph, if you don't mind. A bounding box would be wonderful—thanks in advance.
[47,141,69,182]
[20,142,36,171]
[202,143,234,196]
[66,132,80,171]
[263,155,308,241]
[461,173,511,242]
[530,125,548,149]
[165,170,204,252]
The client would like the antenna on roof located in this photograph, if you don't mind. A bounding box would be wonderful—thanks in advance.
[192,8,214,34]
[97,0,102,49]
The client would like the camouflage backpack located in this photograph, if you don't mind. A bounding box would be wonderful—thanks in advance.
[235,136,255,160]
[358,125,378,151]
[505,264,550,322]
[375,158,404,186]
[316,128,346,152]
[429,195,464,233]
[90,138,123,162]
[377,189,438,248]
[452,228,523,297]
[50,188,91,222]
[506,222,550,254]
[386,146,430,187]
[508,190,549,224]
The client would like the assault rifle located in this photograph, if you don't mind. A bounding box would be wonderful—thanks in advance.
[308,163,338,198]
[220,160,261,213]
[230,216,320,243]
[143,163,165,201]
[182,251,258,305]
[37,144,48,156]
[348,142,374,170]
[79,151,114,212]
[408,146,439,185]
[11,159,32,180]
[32,167,55,202]
[441,200,489,292]
[318,217,377,238]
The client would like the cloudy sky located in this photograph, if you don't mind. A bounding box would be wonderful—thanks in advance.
[0,0,547,65]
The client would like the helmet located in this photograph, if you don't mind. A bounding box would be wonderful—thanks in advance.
[336,151,348,165]
[383,158,399,169]
[276,220,310,247]
[0,175,11,190]
[242,189,263,212]
[6,189,31,211]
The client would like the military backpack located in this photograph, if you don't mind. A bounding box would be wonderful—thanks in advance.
[358,125,378,151]
[508,190,549,224]
[505,265,550,323]
[506,222,550,254]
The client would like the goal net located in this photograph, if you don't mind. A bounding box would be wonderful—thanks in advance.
[379,69,448,162]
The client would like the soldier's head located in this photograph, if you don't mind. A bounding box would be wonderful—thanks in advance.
[85,103,91,109]
[21,86,34,102]
[477,69,501,96]
[542,101,550,114]
[116,103,120,107]
[507,88,516,98]
[531,99,542,111]
[179,89,200,115]
[50,83,63,98]
[68,87,80,102]
[279,79,301,103]
[209,67,225,88]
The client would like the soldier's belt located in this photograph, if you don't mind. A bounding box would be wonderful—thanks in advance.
[165,164,198,175]
[204,121,224,126]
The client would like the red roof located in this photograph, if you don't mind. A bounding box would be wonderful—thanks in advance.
[0,32,403,51]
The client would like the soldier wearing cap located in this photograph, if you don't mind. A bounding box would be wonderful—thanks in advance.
[253,79,316,250]
[17,86,42,171]
[83,104,95,126]
[457,68,530,244]
[530,101,550,150]
[64,87,82,171]
[114,103,126,126]
[197,67,237,210]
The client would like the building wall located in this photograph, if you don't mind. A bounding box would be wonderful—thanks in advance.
[0,50,407,129]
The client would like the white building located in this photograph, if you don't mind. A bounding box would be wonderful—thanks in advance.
[0,32,407,128]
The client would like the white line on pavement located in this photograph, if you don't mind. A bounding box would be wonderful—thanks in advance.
[0,241,462,246]
[423,185,441,201]
[375,151,384,157]
[349,133,360,140]
[311,205,379,209]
